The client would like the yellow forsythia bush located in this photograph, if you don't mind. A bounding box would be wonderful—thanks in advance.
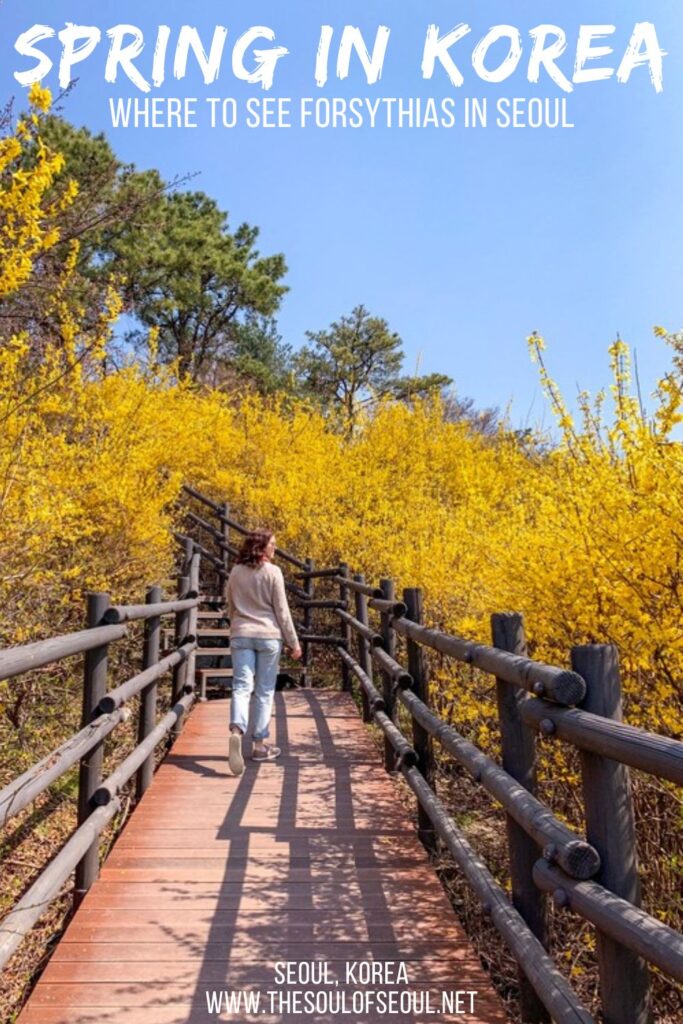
[1,85,682,748]
[5,345,682,733]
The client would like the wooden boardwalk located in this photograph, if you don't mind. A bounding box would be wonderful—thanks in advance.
[18,690,507,1023]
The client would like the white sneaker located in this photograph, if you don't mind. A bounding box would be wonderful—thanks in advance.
[228,732,245,776]
[252,744,281,762]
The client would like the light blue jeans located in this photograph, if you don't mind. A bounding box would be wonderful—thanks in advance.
[230,637,282,741]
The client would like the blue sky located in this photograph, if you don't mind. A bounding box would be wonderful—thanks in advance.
[1,1,681,426]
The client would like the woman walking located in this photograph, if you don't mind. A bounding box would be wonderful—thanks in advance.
[226,529,302,776]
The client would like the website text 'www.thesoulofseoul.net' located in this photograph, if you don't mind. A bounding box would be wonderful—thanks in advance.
[205,960,478,1016]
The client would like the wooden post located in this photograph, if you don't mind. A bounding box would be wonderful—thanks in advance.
[136,585,161,799]
[221,501,230,602]
[379,578,396,771]
[354,574,372,722]
[302,558,314,688]
[181,535,193,578]
[170,574,191,740]
[572,644,651,1024]
[404,588,436,852]
[339,563,351,692]
[188,552,202,700]
[492,612,549,1024]
[74,592,109,907]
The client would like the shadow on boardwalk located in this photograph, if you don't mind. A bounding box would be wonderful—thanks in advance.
[18,690,506,1024]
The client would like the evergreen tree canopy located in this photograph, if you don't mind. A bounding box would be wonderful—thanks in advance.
[295,305,451,431]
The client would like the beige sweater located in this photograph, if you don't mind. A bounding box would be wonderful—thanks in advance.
[226,562,299,649]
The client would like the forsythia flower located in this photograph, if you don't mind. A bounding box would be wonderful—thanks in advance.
[0,90,66,299]
[1,81,682,757]
[2,82,682,1001]
[28,82,53,113]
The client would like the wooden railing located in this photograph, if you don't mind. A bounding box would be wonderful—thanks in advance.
[176,487,683,1024]
[0,488,309,981]
[296,571,683,1024]
[0,539,208,970]
[2,485,682,1024]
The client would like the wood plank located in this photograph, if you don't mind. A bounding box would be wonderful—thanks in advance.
[79,879,451,911]
[98,866,440,883]
[110,840,430,858]
[105,848,429,865]
[59,909,474,944]
[59,922,478,946]
[50,939,493,962]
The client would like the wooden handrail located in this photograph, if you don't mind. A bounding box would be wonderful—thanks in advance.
[521,697,683,786]
[183,483,307,569]
[398,686,600,880]
[295,566,340,580]
[0,625,127,682]
[392,615,586,705]
[368,596,408,617]
[336,609,383,646]
[0,522,219,966]
[97,641,196,714]
[333,575,383,598]
[533,860,683,982]
[296,573,683,1024]
[93,692,195,806]
[337,646,384,711]
[0,709,127,827]
[177,491,683,1022]
[363,655,594,1022]
[2,488,681,1024]
[401,767,595,1024]
[0,802,120,972]
[102,599,198,624]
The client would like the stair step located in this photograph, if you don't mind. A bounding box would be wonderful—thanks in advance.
[195,648,305,662]
[197,611,228,620]
[196,668,305,679]
[163,628,231,640]
[162,645,231,658]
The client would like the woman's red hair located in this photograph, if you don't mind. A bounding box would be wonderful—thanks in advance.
[236,530,274,568]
